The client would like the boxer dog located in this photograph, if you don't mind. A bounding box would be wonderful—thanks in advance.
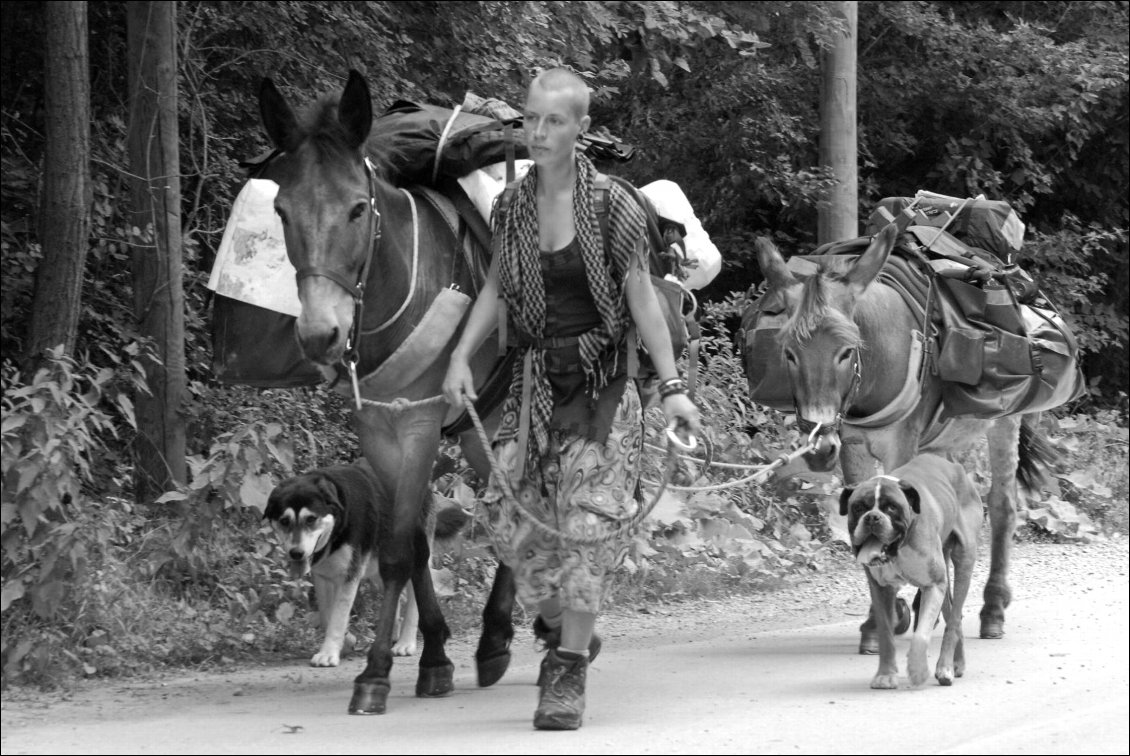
[839,453,982,688]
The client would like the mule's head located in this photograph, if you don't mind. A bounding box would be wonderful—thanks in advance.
[258,70,375,365]
[755,224,897,471]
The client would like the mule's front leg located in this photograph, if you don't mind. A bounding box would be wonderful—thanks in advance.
[410,523,454,698]
[476,562,516,687]
[981,418,1020,638]
[350,565,409,714]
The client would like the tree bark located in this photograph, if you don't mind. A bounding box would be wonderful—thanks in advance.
[818,1,858,245]
[127,1,186,500]
[25,1,90,369]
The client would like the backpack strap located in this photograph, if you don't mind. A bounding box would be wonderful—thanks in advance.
[493,179,524,357]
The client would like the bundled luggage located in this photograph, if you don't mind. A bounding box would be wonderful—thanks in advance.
[743,190,1084,420]
[210,90,721,390]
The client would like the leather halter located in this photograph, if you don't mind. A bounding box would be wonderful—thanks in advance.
[794,349,862,438]
[292,157,382,370]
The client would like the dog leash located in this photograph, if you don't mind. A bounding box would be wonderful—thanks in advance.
[464,396,682,546]
[639,422,826,492]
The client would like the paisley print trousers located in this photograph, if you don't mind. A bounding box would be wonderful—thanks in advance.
[481,382,643,613]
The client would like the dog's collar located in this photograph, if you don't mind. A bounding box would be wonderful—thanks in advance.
[309,526,335,565]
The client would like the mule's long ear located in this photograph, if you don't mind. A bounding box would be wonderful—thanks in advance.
[845,222,898,294]
[755,237,797,291]
[260,77,301,153]
[839,487,855,517]
[898,480,921,514]
[339,69,373,150]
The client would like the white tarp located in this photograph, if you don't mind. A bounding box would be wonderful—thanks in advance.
[206,178,302,317]
[640,180,721,291]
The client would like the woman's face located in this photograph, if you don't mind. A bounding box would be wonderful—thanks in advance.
[523,84,590,168]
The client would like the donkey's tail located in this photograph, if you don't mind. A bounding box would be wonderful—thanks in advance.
[1017,414,1059,494]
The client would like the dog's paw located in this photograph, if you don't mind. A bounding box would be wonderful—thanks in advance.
[935,663,954,686]
[391,638,417,657]
[907,644,930,687]
[870,673,899,690]
[310,648,342,667]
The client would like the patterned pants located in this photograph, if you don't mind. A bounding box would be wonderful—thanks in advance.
[481,382,643,614]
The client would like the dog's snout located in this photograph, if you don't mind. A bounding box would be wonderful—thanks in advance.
[289,547,305,561]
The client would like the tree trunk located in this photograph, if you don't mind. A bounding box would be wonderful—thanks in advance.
[25,1,90,369]
[818,1,858,245]
[127,1,186,500]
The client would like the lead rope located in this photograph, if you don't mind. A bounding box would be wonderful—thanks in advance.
[640,421,824,492]
[464,397,825,542]
[464,396,679,546]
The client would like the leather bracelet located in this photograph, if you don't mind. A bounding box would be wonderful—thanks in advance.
[659,377,687,400]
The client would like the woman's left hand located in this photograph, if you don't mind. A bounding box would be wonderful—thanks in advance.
[661,392,702,443]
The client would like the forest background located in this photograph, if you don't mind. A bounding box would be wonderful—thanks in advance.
[1,0,1127,687]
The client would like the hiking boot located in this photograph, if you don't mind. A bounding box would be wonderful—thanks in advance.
[533,649,587,731]
[532,615,602,687]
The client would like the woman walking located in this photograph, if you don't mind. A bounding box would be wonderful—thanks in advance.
[444,67,701,730]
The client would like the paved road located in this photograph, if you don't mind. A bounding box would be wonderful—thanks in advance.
[2,541,1127,755]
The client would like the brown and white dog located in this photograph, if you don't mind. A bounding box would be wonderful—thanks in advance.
[264,459,468,667]
[839,453,982,688]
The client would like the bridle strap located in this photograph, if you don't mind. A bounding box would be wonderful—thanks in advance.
[794,350,862,437]
[293,157,382,299]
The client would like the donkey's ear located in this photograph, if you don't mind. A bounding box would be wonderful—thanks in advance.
[339,70,373,150]
[845,222,897,293]
[755,236,797,291]
[259,77,301,153]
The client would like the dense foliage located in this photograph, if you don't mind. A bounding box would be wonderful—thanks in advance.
[1,0,1127,685]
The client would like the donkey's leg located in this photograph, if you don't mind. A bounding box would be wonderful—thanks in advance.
[981,416,1020,638]
[457,426,518,687]
[349,556,409,715]
[411,519,455,697]
[393,413,455,699]
[349,409,448,714]
[476,562,516,687]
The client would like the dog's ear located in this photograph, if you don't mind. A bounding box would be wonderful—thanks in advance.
[315,474,342,510]
[898,481,921,514]
[264,486,282,519]
[839,487,855,517]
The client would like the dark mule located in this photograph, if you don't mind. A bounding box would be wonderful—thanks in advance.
[753,226,1055,651]
[258,70,514,714]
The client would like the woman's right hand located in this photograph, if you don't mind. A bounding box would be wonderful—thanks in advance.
[443,356,477,408]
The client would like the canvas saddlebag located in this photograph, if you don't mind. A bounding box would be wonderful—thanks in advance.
[933,266,1084,419]
[739,285,793,412]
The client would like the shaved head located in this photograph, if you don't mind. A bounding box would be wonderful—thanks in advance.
[529,67,591,121]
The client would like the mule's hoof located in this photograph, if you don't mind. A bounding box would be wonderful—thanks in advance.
[349,681,390,715]
[894,597,912,635]
[475,649,511,688]
[859,631,879,655]
[416,662,455,697]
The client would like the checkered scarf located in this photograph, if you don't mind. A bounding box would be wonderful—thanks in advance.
[493,154,645,467]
